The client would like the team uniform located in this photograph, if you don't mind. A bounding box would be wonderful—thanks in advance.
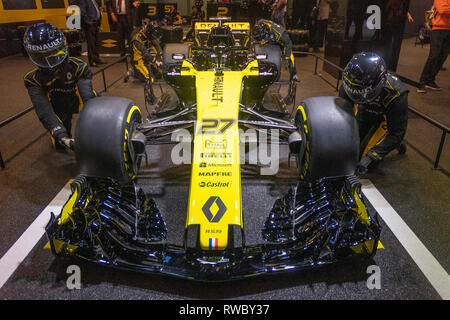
[130,27,162,83]
[254,19,297,80]
[339,52,409,175]
[24,57,97,145]
[339,73,408,161]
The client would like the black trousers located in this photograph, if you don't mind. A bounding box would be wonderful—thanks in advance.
[115,14,131,50]
[311,19,327,49]
[83,24,100,64]
[419,29,450,85]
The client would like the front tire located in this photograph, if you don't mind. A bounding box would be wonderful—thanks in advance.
[75,96,142,184]
[295,96,359,181]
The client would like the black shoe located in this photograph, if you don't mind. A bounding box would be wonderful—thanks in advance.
[425,82,442,91]
[94,59,106,64]
[89,61,98,67]
[146,94,156,105]
[397,142,407,154]
[283,95,294,105]
[417,85,427,93]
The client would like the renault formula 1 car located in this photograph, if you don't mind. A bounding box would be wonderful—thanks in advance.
[45,20,381,281]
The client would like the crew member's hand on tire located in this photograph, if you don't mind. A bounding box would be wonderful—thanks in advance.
[356,151,382,175]
[60,137,75,150]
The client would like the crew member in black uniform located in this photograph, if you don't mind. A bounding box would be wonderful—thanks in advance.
[253,19,299,82]
[339,52,408,174]
[23,23,97,150]
[130,20,162,104]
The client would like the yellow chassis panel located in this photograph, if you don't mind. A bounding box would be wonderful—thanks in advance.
[183,60,259,250]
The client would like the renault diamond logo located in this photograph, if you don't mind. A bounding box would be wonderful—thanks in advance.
[202,196,227,223]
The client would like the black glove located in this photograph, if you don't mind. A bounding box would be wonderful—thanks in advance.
[51,125,68,141]
[356,156,372,175]
[356,151,382,175]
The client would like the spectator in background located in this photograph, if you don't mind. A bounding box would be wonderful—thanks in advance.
[271,0,288,27]
[195,0,205,20]
[417,0,450,93]
[259,0,275,20]
[106,0,133,55]
[79,0,104,66]
[345,0,365,41]
[184,5,205,42]
[382,0,410,71]
[130,1,144,27]
[310,0,330,52]
[163,5,182,26]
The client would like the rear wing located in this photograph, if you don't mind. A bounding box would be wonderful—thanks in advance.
[194,21,251,47]
[195,22,250,32]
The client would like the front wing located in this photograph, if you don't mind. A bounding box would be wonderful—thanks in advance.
[45,175,381,281]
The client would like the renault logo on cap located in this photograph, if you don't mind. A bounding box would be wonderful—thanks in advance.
[202,196,227,223]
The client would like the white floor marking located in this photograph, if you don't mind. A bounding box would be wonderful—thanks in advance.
[361,179,450,300]
[0,180,72,289]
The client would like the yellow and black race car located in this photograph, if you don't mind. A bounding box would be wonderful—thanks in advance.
[45,19,381,281]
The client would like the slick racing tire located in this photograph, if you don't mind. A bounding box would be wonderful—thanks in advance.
[75,96,142,185]
[163,43,190,67]
[254,44,282,81]
[295,96,359,181]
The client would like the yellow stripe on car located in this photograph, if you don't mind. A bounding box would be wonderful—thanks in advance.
[185,60,259,250]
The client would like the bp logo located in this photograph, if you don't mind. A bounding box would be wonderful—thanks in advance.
[202,196,227,223]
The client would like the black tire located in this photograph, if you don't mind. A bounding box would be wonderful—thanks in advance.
[163,43,190,66]
[254,44,282,81]
[75,96,142,185]
[295,96,359,181]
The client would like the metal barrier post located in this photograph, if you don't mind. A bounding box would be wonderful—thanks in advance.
[314,56,318,75]
[102,69,107,92]
[434,130,447,169]
[0,152,5,169]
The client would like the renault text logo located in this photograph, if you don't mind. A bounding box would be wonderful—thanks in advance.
[202,196,227,223]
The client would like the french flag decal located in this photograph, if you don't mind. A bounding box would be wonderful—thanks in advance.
[209,238,219,250]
